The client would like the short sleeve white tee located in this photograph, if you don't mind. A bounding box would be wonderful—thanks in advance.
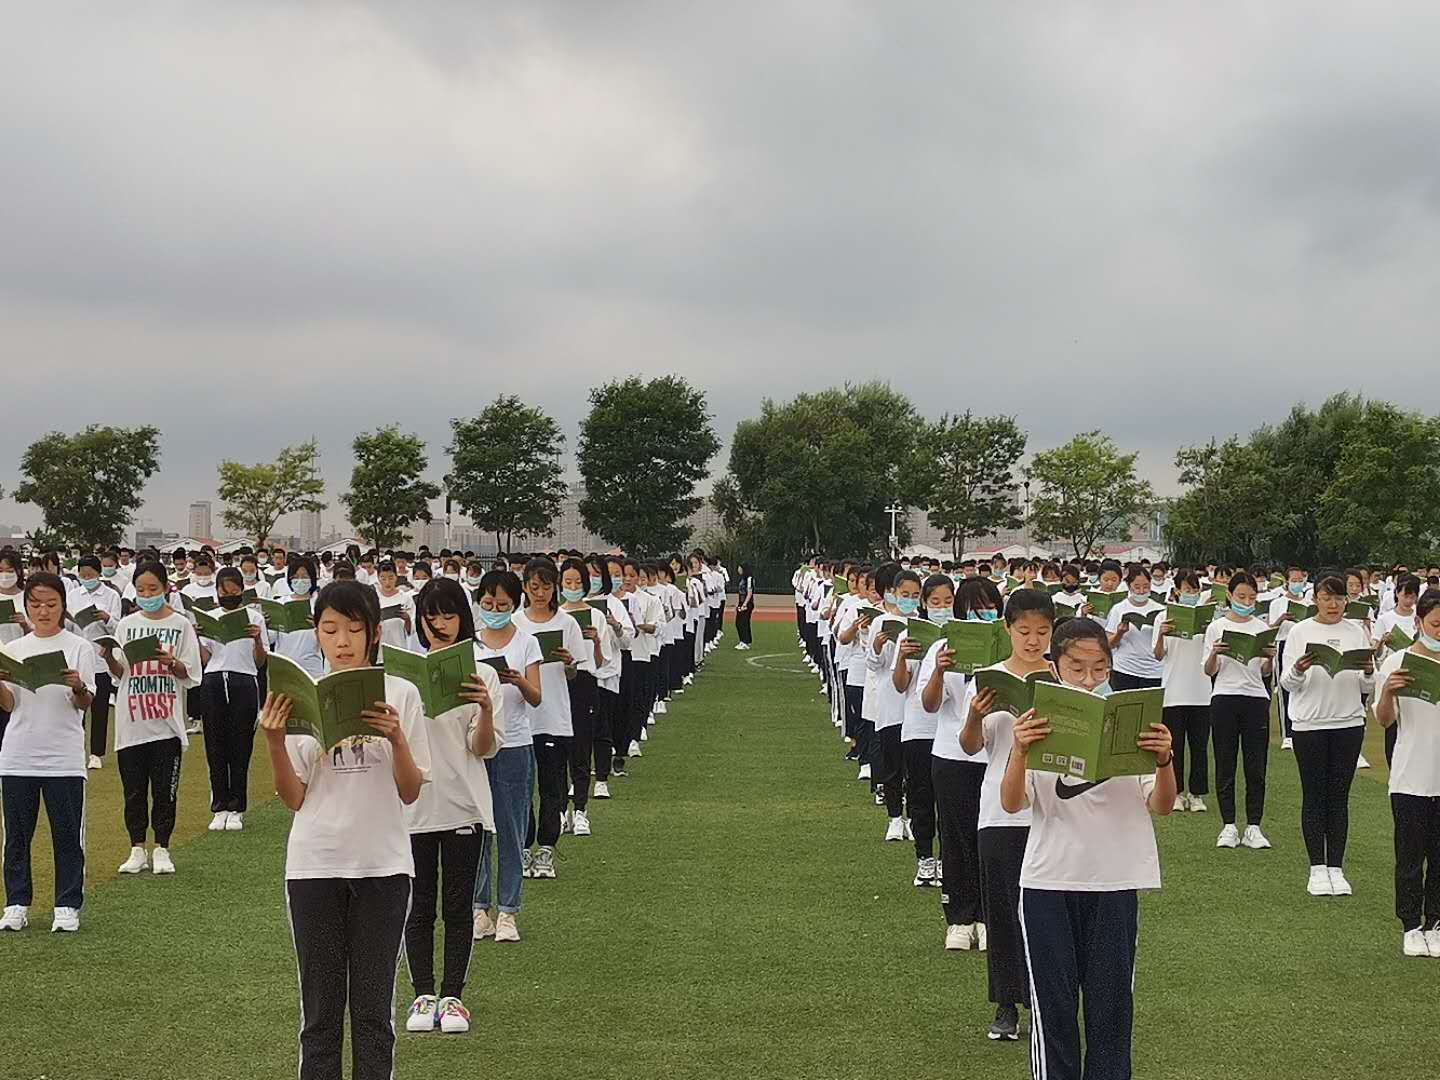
[0,630,99,777]
[404,664,505,833]
[1020,772,1160,891]
[1203,615,1272,699]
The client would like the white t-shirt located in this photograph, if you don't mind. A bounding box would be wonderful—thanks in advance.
[1020,772,1160,892]
[1374,609,1418,658]
[512,607,585,738]
[375,589,415,650]
[1279,617,1374,730]
[960,662,1034,829]
[473,629,543,748]
[201,606,267,677]
[1269,587,1313,644]
[1157,623,1212,707]
[111,610,204,751]
[900,633,939,742]
[1106,597,1166,680]
[917,641,987,766]
[0,630,99,777]
[1378,650,1440,797]
[1203,615,1272,699]
[404,664,505,833]
[0,590,24,647]
[284,674,432,879]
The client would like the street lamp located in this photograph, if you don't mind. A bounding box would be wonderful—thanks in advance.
[1023,480,1031,558]
[885,503,904,558]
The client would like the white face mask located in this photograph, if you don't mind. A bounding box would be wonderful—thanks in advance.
[0,572,16,589]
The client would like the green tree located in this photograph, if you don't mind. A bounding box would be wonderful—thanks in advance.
[577,376,720,553]
[14,425,161,548]
[1165,437,1283,566]
[910,412,1026,558]
[217,441,326,547]
[447,396,566,553]
[1026,431,1154,559]
[339,425,441,549]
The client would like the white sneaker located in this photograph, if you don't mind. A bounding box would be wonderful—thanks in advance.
[655,700,668,715]
[567,783,574,797]
[0,905,28,932]
[118,845,149,874]
[572,810,591,836]
[208,812,229,832]
[1188,796,1207,813]
[50,907,80,933]
[1241,825,1271,850]
[902,818,914,841]
[1357,753,1371,769]
[226,812,243,831]
[438,996,470,1034]
[593,781,611,799]
[1216,824,1240,849]
[1281,737,1294,751]
[494,912,520,943]
[406,995,439,1032]
[1308,865,1334,896]
[531,846,556,879]
[1328,867,1353,896]
[884,816,906,842]
[1426,924,1440,957]
[640,725,650,740]
[560,811,573,835]
[945,923,976,951]
[913,858,931,887]
[151,847,176,875]
[1173,793,1188,813]
[629,740,643,757]
[857,764,872,781]
[1404,929,1429,957]
[976,922,988,951]
[87,754,102,770]
[520,848,534,878]
[473,909,495,940]
[684,675,693,685]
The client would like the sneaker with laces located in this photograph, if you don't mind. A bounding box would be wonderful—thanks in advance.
[945,923,975,951]
[976,922,988,951]
[1328,867,1353,896]
[1173,793,1188,812]
[629,740,643,757]
[50,907,79,933]
[0,905,29,932]
[406,995,439,1032]
[884,817,905,843]
[226,812,244,831]
[87,754,102,770]
[208,811,229,832]
[655,700,667,715]
[593,781,611,799]
[494,912,520,942]
[913,858,930,887]
[438,996,471,1034]
[1426,922,1440,957]
[857,763,871,781]
[1404,929,1429,957]
[1281,737,1293,750]
[532,846,556,879]
[1216,824,1240,849]
[1307,865,1333,896]
[520,848,534,878]
[473,910,496,941]
[925,856,942,886]
[1241,825,1271,849]
[572,810,591,836]
[1188,796,1207,813]
[151,847,176,875]
[560,811,573,835]
[118,845,148,874]
[987,1004,1020,1041]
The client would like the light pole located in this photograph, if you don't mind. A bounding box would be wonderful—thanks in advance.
[1023,479,1032,558]
[885,503,904,559]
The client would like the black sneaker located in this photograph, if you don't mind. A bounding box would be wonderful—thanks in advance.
[987,1004,1019,1041]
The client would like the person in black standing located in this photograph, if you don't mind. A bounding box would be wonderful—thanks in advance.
[734,564,755,650]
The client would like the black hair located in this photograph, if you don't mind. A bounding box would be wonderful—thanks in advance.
[586,556,612,597]
[921,573,955,606]
[412,561,433,580]
[377,560,396,575]
[1051,617,1112,661]
[873,561,901,597]
[1227,571,1257,595]
[523,557,561,613]
[956,577,1003,620]
[894,569,922,592]
[1313,574,1347,600]
[78,554,102,574]
[415,578,476,649]
[1099,559,1123,578]
[1123,564,1150,587]
[1416,590,1440,625]
[559,557,591,598]
[215,566,244,592]
[1396,573,1422,598]
[288,555,319,590]
[23,572,69,617]
[1172,568,1202,591]
[0,548,26,589]
[478,569,523,609]
[1005,587,1055,625]
[313,580,381,663]
[133,560,168,589]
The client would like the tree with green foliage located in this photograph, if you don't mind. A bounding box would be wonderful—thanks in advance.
[339,425,441,549]
[577,376,720,553]
[910,411,1026,558]
[217,441,326,547]
[1165,437,1283,566]
[1026,431,1153,559]
[447,396,567,553]
[14,425,161,548]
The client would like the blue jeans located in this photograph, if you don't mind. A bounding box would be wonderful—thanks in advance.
[474,745,535,914]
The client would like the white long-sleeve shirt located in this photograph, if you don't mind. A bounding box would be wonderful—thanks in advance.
[1278,617,1374,730]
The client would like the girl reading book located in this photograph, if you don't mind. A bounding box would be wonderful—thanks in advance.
[558,557,608,835]
[1152,569,1212,814]
[892,573,951,890]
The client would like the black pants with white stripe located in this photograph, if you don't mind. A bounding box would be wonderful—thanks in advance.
[407,828,483,1000]
[1021,887,1138,1080]
[287,874,411,1080]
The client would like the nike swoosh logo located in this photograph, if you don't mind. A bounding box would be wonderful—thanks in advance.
[1055,777,1109,800]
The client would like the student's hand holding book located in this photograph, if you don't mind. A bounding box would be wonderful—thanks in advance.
[549,647,575,667]
[458,675,493,713]
[362,701,404,743]
[933,645,955,674]
[1137,722,1173,766]
[1381,667,1414,700]
[1009,709,1048,749]
[1294,651,1316,673]
[1157,620,1175,638]
[244,623,264,642]
[61,669,88,704]
[968,687,997,724]
[154,647,189,680]
[258,692,292,741]
[897,636,923,661]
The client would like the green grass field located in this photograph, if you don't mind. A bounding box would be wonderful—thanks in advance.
[7,617,1438,1080]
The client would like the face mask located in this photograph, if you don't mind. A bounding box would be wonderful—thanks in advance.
[80,577,101,591]
[1420,631,1440,651]
[0,572,16,589]
[927,609,953,626]
[1289,581,1307,595]
[193,575,213,589]
[466,574,482,586]
[137,594,166,614]
[1230,601,1256,617]
[896,597,920,615]
[478,608,513,630]
[443,572,461,582]
[588,579,604,596]
[560,588,585,603]
[1178,592,1200,607]
[291,578,312,595]
[1092,681,1114,698]
[975,610,999,623]
[413,576,429,586]
[1129,590,1150,605]
[102,567,117,578]
[611,581,625,595]
[883,591,897,606]
[242,571,257,583]
[217,594,244,611]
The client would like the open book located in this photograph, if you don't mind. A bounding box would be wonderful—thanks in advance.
[477,655,512,675]
[0,645,69,693]
[1165,602,1217,639]
[1303,642,1372,677]
[534,629,565,664]
[1026,684,1162,781]
[179,592,217,613]
[569,607,593,631]
[1085,590,1128,619]
[101,635,163,665]
[1397,651,1440,705]
[379,605,408,623]
[268,652,386,750]
[832,577,850,596]
[1210,583,1230,604]
[382,640,476,718]
[944,620,1013,675]
[1387,624,1415,651]
[1288,600,1319,621]
[194,607,254,645]
[0,597,15,622]
[973,666,1058,715]
[1221,626,1279,664]
[905,618,944,651]
[260,598,313,634]
[1120,608,1161,631]
[71,605,109,629]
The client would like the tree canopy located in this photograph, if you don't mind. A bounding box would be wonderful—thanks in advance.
[217,441,326,548]
[447,396,566,553]
[339,425,441,549]
[14,425,161,549]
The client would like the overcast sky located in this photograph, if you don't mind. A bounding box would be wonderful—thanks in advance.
[5,2,1440,539]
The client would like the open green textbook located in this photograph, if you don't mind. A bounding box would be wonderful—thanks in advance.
[586,599,610,614]
[1053,600,1082,625]
[0,646,69,693]
[905,618,944,651]
[1085,590,1127,619]
[240,588,259,605]
[179,592,217,613]
[1397,651,1440,705]
[1120,608,1161,631]
[1210,583,1230,604]
[973,667,1058,715]
[0,597,14,622]
[569,607,593,631]
[1344,601,1375,621]
[71,605,108,629]
[259,598,313,634]
[194,607,253,645]
[379,605,408,623]
[1303,642,1372,677]
[944,620,1012,675]
[268,652,385,750]
[477,655,511,675]
[1388,625,1415,651]
[382,640,476,718]
[120,636,163,665]
[857,605,885,622]
[877,617,909,642]
[1288,600,1319,621]
[1221,626,1279,664]
[534,629,565,663]
[1026,683,1162,782]
[832,576,850,596]
[1165,602,1217,639]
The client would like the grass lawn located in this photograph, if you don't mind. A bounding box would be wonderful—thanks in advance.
[6,616,1437,1079]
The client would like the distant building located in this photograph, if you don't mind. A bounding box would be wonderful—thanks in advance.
[135,529,180,552]
[188,501,212,540]
[300,509,322,549]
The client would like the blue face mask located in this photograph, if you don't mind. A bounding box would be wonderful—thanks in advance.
[883,591,897,606]
[561,587,585,603]
[479,608,513,630]
[975,610,999,623]
[588,579,604,596]
[102,567,117,578]
[896,597,920,615]
[80,577,101,591]
[290,578,312,595]
[1288,581,1307,596]
[1129,590,1150,605]
[137,593,166,613]
[1178,593,1200,607]
[1230,602,1256,618]
[611,581,624,596]
[1092,681,1114,698]
[1421,631,1440,652]
[928,609,954,626]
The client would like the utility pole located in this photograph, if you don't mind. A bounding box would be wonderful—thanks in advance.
[1023,479,1032,558]
[885,503,904,558]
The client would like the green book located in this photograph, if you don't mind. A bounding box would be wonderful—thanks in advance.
[676,574,689,591]
[1221,626,1279,664]
[269,652,386,751]
[1288,600,1319,621]
[264,572,285,585]
[973,666,1059,715]
[1387,624,1415,651]
[259,597,313,634]
[1269,573,1286,589]
[194,606,253,644]
[95,634,120,652]
[943,620,1012,675]
[0,645,69,693]
[121,635,163,665]
[832,576,850,596]
[1007,576,1023,591]
[1120,608,1162,631]
[534,629,565,664]
[1085,590,1127,619]
[877,617,909,642]
[379,605,408,623]
[905,618,944,651]
[1344,601,1374,621]
[0,597,15,622]
[72,605,108,629]
[1303,642,1372,677]
[569,607,593,631]
[477,655,511,675]
[172,576,190,590]
[1210,582,1230,603]
[240,588,259,605]
[1045,581,1065,594]
[382,640,476,718]
[1053,600,1082,626]
[586,599,610,614]
[1396,651,1440,705]
[179,592,217,613]
[1026,684,1162,782]
[858,605,886,622]
[1165,602,1217,639]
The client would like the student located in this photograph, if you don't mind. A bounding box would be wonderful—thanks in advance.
[471,570,542,941]
[614,559,661,772]
[557,558,607,835]
[271,556,324,677]
[0,573,98,933]
[0,550,26,752]
[1280,574,1375,896]
[258,580,430,1077]
[734,563,755,650]
[68,555,121,771]
[199,567,267,832]
[581,556,632,801]
[1203,572,1275,850]
[1152,569,1211,812]
[403,578,502,1033]
[1002,619,1175,1079]
[239,553,270,601]
[1269,565,1312,751]
[1374,590,1440,957]
[835,567,876,764]
[959,586,1056,1041]
[921,576,999,952]
[1104,566,1165,689]
[374,560,415,651]
[1374,574,1422,766]
[874,569,922,843]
